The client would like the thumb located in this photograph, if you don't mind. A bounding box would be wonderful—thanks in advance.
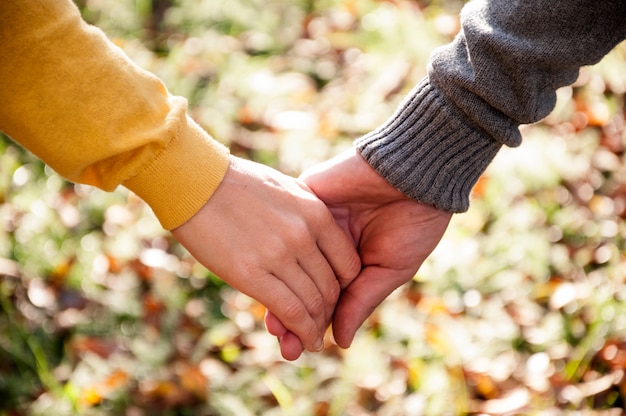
[332,266,410,348]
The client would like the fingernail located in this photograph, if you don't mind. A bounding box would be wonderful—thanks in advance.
[313,338,324,352]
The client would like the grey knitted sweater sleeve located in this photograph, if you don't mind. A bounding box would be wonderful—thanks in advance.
[355,0,626,212]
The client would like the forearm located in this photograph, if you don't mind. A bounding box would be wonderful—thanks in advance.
[0,0,229,229]
[357,0,626,212]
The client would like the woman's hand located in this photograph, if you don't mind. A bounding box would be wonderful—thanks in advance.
[172,156,361,356]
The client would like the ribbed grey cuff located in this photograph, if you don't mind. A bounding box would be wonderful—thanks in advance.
[355,78,502,213]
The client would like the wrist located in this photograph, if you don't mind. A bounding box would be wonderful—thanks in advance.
[355,78,501,213]
[124,117,230,230]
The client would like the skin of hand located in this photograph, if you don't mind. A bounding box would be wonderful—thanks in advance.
[171,155,361,356]
[265,148,452,359]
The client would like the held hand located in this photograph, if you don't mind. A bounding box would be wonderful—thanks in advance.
[172,156,361,357]
[266,148,451,357]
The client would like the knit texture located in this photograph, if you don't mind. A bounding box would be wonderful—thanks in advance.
[356,79,501,212]
[358,0,626,213]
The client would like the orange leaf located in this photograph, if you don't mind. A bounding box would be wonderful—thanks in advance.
[473,372,499,399]
[81,387,103,406]
[143,293,165,315]
[80,371,128,407]
[70,336,116,358]
[179,364,208,399]
[424,322,450,353]
[417,297,450,316]
[472,174,489,199]
[105,370,129,390]
[49,258,75,287]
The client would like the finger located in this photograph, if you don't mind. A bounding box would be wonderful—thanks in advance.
[295,179,360,289]
[296,246,341,331]
[270,263,327,352]
[278,331,305,361]
[265,310,306,360]
[264,309,287,337]
[279,259,328,335]
[332,266,411,349]
[315,214,361,289]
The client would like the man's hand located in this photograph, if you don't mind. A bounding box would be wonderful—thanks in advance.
[266,148,451,358]
[172,155,361,357]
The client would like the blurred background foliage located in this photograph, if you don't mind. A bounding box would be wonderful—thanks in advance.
[1,0,626,414]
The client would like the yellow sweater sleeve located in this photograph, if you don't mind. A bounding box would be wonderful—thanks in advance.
[0,0,230,230]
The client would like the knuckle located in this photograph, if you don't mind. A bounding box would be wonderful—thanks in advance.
[325,282,341,306]
[302,198,329,224]
[307,293,326,317]
[317,200,336,222]
[340,253,362,281]
[282,299,307,323]
[284,223,316,254]
[235,255,263,279]
[289,220,313,243]
[301,321,319,343]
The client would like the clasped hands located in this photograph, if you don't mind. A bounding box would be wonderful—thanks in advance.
[172,148,451,361]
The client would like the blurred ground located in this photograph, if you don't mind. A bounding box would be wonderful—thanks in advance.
[1,0,626,415]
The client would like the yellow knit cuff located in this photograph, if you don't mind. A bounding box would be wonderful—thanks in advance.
[123,118,230,230]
